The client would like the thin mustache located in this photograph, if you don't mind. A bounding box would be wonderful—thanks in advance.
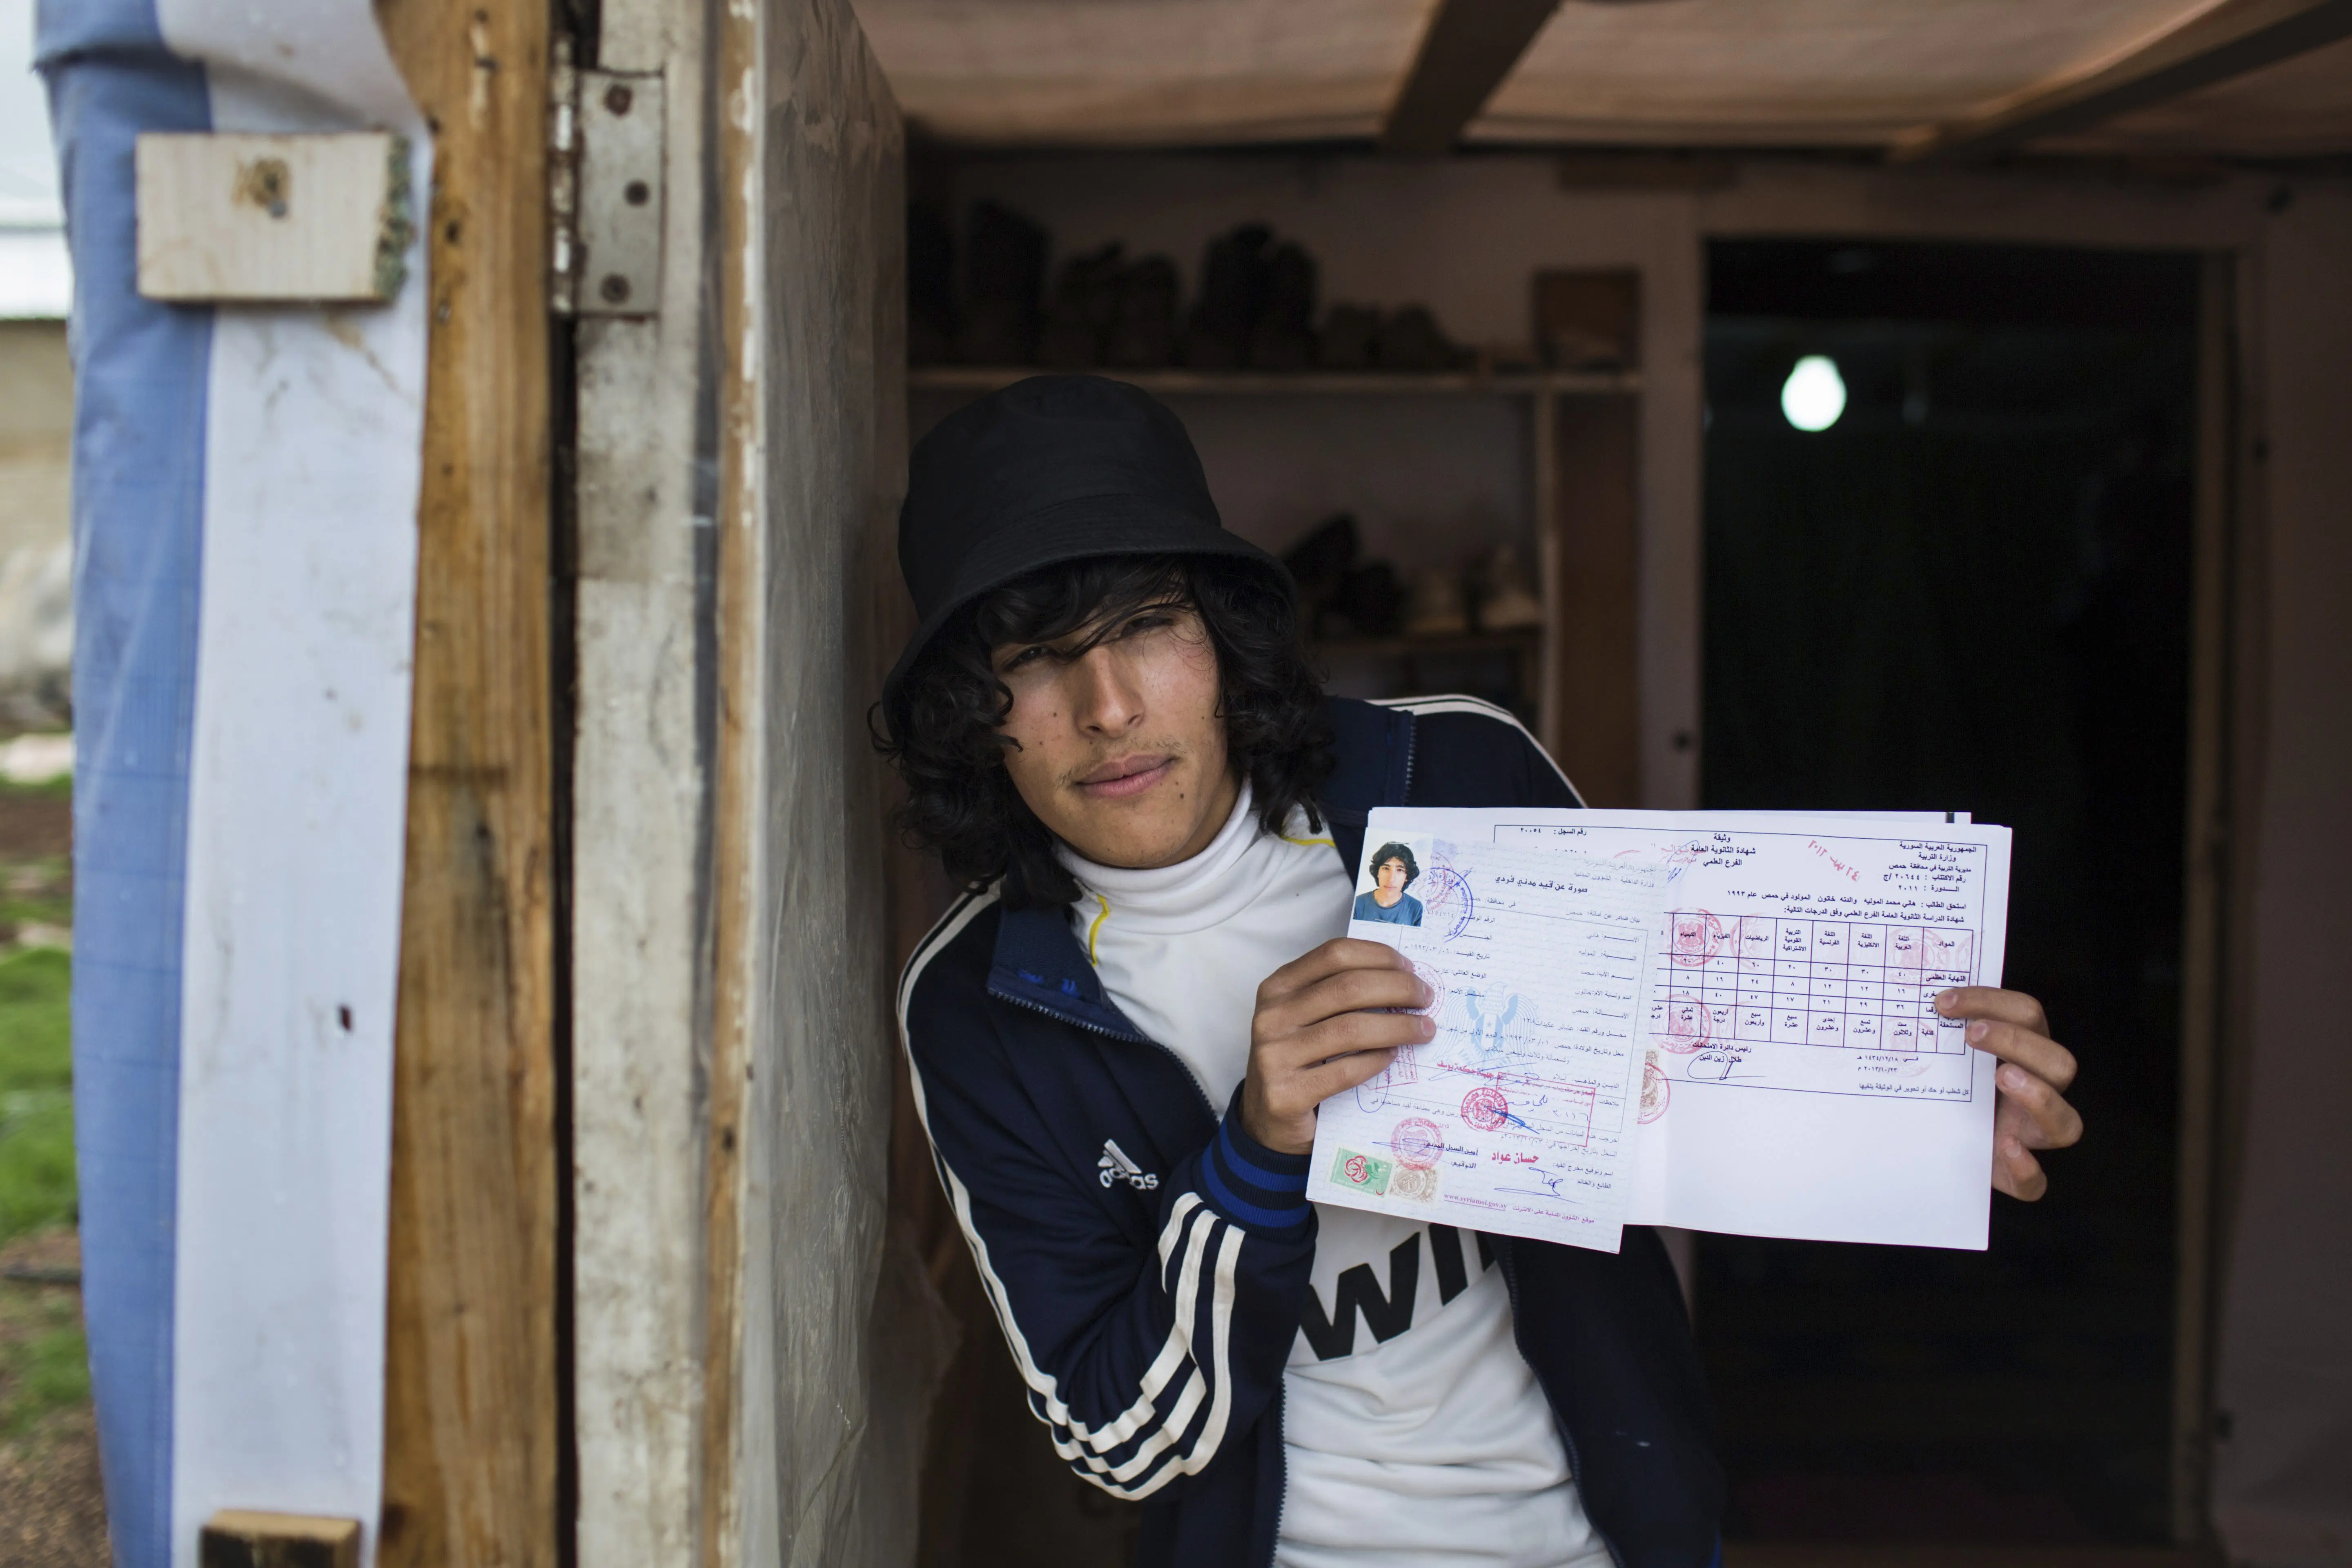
[1068,748,1185,786]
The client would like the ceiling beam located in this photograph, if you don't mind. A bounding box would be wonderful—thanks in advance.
[1893,0,2352,163]
[1380,0,1563,156]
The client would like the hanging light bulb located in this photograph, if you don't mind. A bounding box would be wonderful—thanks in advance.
[1781,354,1846,432]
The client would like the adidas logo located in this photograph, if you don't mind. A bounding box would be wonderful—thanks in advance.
[1097,1138,1160,1191]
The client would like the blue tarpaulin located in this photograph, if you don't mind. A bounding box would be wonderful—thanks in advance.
[38,5,210,1559]
[36,4,425,1560]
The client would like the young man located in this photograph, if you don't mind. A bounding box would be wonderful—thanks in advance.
[1354,842,1425,927]
[880,376,2082,1568]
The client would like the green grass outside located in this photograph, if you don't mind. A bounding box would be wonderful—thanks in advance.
[0,940,82,1436]
[0,857,73,938]
[0,773,73,802]
[0,1283,89,1437]
[0,947,74,1246]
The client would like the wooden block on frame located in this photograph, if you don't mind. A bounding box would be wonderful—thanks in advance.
[1534,268,1639,371]
[198,1510,361,1568]
[136,132,413,304]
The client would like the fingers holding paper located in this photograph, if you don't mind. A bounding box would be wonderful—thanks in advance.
[1938,985,2082,1202]
[1244,938,1433,1155]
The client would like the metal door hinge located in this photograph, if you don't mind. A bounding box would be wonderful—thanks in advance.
[550,42,665,317]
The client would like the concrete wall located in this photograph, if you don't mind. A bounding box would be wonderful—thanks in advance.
[0,319,72,560]
[0,318,74,727]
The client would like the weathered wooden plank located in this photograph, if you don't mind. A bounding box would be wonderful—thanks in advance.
[700,0,760,1555]
[1893,0,2352,163]
[374,1,559,1563]
[134,131,412,303]
[1545,395,1642,808]
[569,2,714,1563]
[2168,252,2236,1545]
[704,1,910,1564]
[1379,0,1561,156]
[199,1510,363,1568]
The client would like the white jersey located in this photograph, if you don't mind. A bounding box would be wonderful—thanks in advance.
[1060,786,1607,1568]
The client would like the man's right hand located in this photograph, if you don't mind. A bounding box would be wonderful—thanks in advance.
[1241,938,1433,1156]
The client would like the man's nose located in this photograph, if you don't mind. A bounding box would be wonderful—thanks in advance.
[1071,646,1145,735]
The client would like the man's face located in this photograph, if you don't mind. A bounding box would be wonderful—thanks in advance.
[1377,858,1408,894]
[993,600,1238,870]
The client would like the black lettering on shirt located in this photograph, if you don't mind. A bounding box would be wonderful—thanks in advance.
[1430,1224,1469,1305]
[1299,1233,1420,1360]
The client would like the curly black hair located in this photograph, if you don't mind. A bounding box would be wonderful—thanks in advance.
[1368,842,1419,887]
[876,553,1332,907]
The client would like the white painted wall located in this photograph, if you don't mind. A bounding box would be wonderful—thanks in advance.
[0,321,70,557]
[933,153,1706,806]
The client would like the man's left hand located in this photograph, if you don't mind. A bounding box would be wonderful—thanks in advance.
[1937,987,2081,1200]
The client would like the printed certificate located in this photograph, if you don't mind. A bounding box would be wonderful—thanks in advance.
[1312,809,2013,1252]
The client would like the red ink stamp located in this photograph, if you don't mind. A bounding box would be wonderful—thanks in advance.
[1460,1085,1509,1132]
[1389,1164,1439,1202]
[1639,1061,1671,1124]
[1406,957,1449,1022]
[1391,1116,1444,1169]
[1669,910,1730,967]
[1656,992,1711,1055]
[1423,863,1477,940]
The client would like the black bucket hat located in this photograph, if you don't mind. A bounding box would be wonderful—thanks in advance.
[882,375,1286,720]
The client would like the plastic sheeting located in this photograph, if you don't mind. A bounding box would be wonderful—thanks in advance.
[37,1,427,1562]
[853,0,2352,155]
[852,0,1430,145]
[1480,0,2248,144]
[38,10,211,1560]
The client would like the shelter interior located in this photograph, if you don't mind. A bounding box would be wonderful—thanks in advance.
[849,4,2351,1564]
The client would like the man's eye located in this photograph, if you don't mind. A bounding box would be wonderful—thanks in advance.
[1002,646,1047,671]
[1122,612,1176,636]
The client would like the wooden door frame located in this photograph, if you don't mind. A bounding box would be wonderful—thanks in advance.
[1691,184,2275,1547]
[2169,245,2269,1550]
[1539,389,1644,807]
[376,0,561,1563]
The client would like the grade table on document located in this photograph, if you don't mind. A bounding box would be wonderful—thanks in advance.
[1647,913,1976,1056]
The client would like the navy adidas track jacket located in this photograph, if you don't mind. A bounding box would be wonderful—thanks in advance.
[898,695,1725,1568]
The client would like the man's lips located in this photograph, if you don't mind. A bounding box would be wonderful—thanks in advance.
[1075,755,1177,800]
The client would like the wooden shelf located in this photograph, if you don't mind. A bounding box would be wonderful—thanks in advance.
[907,365,1640,397]
[1311,628,1540,659]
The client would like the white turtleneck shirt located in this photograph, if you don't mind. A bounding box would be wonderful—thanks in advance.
[1059,785,1606,1568]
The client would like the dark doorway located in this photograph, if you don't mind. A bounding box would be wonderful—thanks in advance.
[1699,239,2198,1544]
